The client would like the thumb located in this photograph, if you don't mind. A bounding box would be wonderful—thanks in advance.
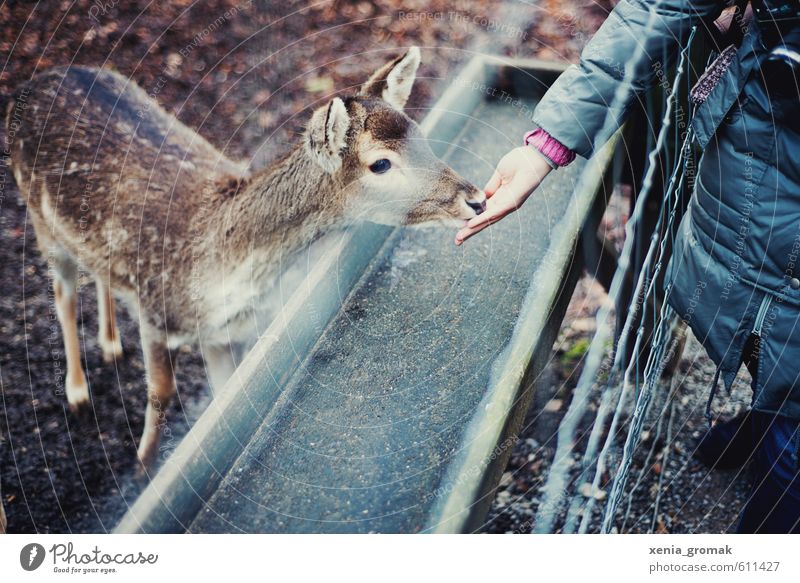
[483,170,503,197]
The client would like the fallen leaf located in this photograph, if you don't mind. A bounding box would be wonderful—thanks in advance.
[305,76,334,94]
[544,398,563,412]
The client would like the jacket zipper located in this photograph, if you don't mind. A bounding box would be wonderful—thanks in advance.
[751,293,773,337]
[706,292,773,427]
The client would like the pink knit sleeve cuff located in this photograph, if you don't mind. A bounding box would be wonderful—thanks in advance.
[523,128,576,167]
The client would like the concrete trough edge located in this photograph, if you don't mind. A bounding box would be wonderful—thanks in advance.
[114,223,392,533]
[424,130,621,534]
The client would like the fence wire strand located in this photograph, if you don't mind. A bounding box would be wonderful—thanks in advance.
[533,23,698,534]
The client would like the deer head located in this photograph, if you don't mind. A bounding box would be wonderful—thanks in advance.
[304,47,486,227]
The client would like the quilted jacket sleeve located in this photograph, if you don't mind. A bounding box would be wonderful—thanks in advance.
[532,0,727,158]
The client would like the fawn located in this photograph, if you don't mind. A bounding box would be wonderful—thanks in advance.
[4,48,486,473]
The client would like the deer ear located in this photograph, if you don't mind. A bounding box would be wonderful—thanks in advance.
[358,47,420,110]
[305,97,351,173]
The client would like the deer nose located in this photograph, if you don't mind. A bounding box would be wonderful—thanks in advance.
[467,200,486,215]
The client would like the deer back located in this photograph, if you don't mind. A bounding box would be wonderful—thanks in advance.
[6,67,247,324]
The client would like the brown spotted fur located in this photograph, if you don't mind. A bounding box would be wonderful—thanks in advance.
[5,49,484,474]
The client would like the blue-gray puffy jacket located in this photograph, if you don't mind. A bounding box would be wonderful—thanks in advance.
[533,0,800,418]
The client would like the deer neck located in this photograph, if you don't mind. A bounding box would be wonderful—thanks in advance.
[216,146,347,262]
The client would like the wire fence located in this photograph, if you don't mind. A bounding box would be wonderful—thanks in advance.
[532,13,709,533]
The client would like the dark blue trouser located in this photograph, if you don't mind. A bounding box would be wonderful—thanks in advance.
[736,412,800,533]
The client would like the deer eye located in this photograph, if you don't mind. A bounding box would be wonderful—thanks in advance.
[369,159,391,174]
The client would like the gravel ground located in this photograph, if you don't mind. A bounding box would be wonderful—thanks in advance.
[483,276,755,534]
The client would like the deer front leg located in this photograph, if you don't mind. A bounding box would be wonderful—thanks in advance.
[136,330,176,473]
[203,343,239,397]
[95,278,122,362]
[51,253,89,410]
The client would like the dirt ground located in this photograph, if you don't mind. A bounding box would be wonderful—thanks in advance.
[0,0,749,534]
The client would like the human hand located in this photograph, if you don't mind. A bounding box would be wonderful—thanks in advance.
[455,146,553,245]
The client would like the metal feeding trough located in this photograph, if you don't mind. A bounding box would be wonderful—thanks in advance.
[115,56,618,534]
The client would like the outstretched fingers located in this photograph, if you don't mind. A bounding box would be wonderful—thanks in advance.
[454,173,536,245]
[455,196,516,245]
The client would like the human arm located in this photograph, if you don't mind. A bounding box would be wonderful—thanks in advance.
[455,0,728,245]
